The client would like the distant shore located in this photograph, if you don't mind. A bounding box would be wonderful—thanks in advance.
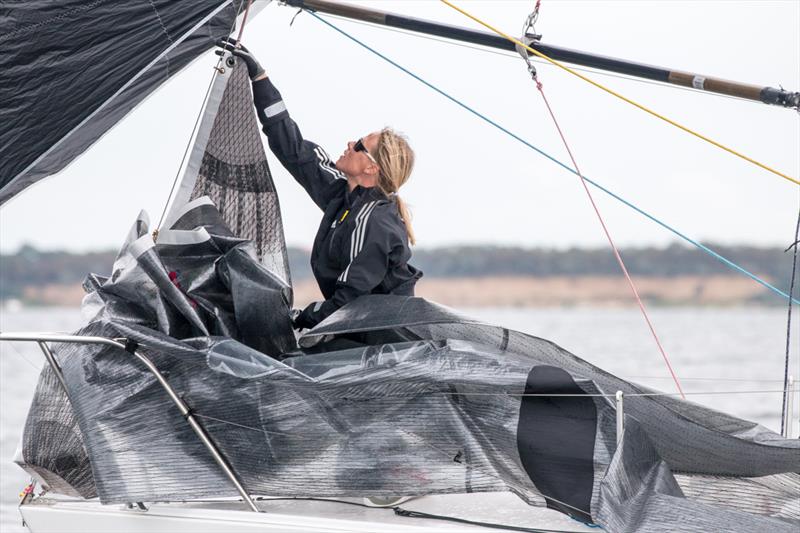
[3,243,789,308]
[9,274,773,309]
[299,275,773,308]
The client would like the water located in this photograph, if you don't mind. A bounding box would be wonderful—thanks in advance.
[1,306,797,532]
[1,308,87,533]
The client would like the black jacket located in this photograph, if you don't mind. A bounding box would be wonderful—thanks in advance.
[253,78,422,327]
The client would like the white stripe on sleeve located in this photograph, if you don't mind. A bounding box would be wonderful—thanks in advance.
[263,101,286,117]
[314,147,345,180]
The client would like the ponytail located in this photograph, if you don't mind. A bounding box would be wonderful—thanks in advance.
[374,127,417,245]
[394,194,416,246]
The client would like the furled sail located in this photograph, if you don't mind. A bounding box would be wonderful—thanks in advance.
[0,0,268,206]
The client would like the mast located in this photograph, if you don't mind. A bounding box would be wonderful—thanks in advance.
[283,0,800,110]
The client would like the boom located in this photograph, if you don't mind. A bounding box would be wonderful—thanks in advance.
[284,0,800,110]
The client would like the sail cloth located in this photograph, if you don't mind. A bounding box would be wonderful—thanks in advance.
[0,0,269,206]
[16,208,799,531]
[15,199,800,532]
[162,61,292,285]
[14,58,297,501]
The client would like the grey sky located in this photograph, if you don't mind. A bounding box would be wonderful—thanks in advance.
[1,0,798,253]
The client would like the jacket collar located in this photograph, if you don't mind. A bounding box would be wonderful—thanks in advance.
[345,185,386,207]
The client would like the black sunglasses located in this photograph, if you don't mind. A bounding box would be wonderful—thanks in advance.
[353,138,378,164]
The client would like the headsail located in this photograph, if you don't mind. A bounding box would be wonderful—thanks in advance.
[162,61,292,286]
[0,0,268,206]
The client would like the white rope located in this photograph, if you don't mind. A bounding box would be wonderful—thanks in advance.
[3,342,43,372]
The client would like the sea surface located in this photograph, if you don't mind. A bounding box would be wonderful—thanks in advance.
[1,306,797,532]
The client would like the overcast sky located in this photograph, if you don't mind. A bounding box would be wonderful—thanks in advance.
[1,0,798,253]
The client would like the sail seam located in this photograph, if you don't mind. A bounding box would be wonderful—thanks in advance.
[148,0,176,45]
[2,0,108,43]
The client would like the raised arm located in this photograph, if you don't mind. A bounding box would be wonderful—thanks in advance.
[252,78,345,210]
[219,39,344,210]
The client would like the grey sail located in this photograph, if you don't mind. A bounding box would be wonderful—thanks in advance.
[19,276,800,531]
[14,57,297,500]
[16,195,800,531]
[163,61,292,287]
[0,0,269,206]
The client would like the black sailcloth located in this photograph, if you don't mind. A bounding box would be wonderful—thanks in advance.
[0,0,267,205]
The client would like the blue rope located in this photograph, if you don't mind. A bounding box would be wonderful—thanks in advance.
[306,10,799,305]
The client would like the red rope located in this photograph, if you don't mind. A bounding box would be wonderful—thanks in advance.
[535,80,686,399]
[234,0,254,45]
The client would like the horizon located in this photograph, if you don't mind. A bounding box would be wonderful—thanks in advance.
[2,238,793,256]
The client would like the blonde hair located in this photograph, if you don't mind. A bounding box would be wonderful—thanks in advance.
[374,127,416,245]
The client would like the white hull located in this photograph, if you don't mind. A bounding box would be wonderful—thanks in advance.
[20,493,596,532]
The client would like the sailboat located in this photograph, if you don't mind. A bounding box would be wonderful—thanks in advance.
[1,1,798,532]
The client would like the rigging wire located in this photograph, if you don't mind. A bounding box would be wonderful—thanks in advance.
[253,497,589,533]
[43,491,590,533]
[154,69,220,234]
[779,195,800,435]
[392,506,591,533]
[519,1,682,397]
[189,388,798,401]
[111,493,588,532]
[627,375,785,383]
[439,0,800,187]
[302,10,799,306]
[234,0,254,44]
[533,83,684,397]
[323,389,796,398]
[155,0,252,234]
[37,492,585,532]
[2,342,42,373]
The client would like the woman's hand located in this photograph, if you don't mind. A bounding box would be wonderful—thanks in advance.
[292,304,319,331]
[215,38,266,80]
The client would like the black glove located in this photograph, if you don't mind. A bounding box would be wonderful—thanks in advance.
[215,37,265,80]
[292,303,320,331]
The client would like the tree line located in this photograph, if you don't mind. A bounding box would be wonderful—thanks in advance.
[1,242,794,300]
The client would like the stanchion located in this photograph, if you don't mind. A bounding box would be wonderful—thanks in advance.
[615,391,624,446]
[783,376,795,438]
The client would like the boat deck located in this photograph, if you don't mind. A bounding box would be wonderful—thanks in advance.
[20,492,598,532]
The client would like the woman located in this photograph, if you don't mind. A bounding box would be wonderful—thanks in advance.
[224,41,422,330]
